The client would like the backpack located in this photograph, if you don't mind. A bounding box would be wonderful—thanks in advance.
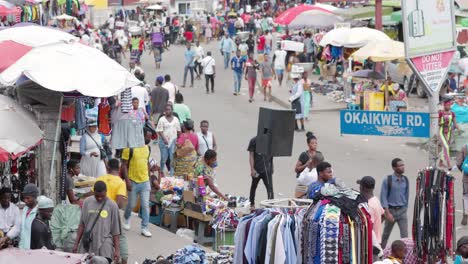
[386,175,409,199]
[152,32,163,45]
[462,144,468,174]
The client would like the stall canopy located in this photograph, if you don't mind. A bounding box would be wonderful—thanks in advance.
[274,4,333,25]
[0,95,43,162]
[0,40,32,72]
[287,10,344,29]
[0,41,140,97]
[0,25,77,47]
[351,39,404,62]
[320,27,391,48]
[335,6,394,20]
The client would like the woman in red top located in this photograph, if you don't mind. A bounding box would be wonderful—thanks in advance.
[174,119,199,179]
[184,30,194,44]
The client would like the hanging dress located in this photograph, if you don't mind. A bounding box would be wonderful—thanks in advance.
[80,131,106,177]
[439,111,456,167]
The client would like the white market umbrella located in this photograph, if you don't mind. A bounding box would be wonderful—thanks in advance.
[0,95,43,161]
[53,14,78,21]
[287,10,344,29]
[0,42,141,97]
[351,39,404,62]
[320,27,390,48]
[0,25,77,47]
[459,58,468,76]
[146,4,163,10]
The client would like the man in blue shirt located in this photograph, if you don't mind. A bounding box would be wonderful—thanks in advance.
[219,33,235,69]
[380,158,409,248]
[231,50,245,96]
[182,43,195,88]
[307,161,334,199]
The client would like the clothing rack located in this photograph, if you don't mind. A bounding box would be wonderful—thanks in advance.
[260,198,314,209]
[412,168,455,264]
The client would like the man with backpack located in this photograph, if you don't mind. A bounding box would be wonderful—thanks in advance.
[380,158,409,249]
[121,128,154,238]
[457,144,468,225]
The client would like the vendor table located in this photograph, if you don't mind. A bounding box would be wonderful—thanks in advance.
[183,209,214,245]
[162,207,182,233]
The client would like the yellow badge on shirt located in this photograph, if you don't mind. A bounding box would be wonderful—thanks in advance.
[100,210,108,218]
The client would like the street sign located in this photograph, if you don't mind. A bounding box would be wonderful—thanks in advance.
[340,110,430,138]
[410,50,456,93]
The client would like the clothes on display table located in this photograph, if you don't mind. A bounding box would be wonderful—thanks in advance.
[413,168,455,263]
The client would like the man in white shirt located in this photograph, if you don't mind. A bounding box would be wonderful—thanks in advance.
[107,14,115,31]
[0,187,21,248]
[131,84,150,110]
[272,44,287,86]
[129,61,144,76]
[194,41,205,80]
[201,51,216,94]
[162,74,178,104]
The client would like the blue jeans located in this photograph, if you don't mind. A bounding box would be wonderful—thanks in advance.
[223,52,231,69]
[159,140,175,175]
[183,66,194,87]
[124,180,150,229]
[233,71,242,93]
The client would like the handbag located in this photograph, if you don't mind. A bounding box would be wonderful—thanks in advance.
[82,199,107,251]
[86,132,107,160]
[176,137,195,157]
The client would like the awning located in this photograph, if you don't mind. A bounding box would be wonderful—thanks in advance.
[336,6,394,20]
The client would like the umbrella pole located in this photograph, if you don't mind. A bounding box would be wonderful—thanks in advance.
[49,95,63,202]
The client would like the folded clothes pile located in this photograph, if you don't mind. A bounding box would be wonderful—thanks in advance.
[209,207,239,231]
[173,244,208,264]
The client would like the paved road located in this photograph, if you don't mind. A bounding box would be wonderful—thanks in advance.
[124,40,468,260]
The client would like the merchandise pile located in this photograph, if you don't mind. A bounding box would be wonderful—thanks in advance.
[209,207,239,231]
[173,244,208,264]
[159,177,185,207]
[413,168,455,263]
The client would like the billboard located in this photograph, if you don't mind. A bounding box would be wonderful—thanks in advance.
[340,110,430,138]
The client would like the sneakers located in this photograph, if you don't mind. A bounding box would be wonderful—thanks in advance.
[122,218,131,231]
[141,228,152,237]
[462,215,468,226]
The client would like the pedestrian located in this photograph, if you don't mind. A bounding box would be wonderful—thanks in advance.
[219,33,235,69]
[231,50,246,96]
[272,44,287,86]
[295,152,324,198]
[357,176,385,246]
[19,184,39,249]
[197,120,217,157]
[182,43,196,88]
[95,159,129,264]
[439,98,459,169]
[156,104,181,176]
[162,74,178,104]
[174,120,199,179]
[80,120,107,177]
[238,41,249,61]
[257,31,266,54]
[303,32,315,63]
[245,53,259,103]
[205,23,213,43]
[173,92,191,124]
[65,160,81,204]
[131,82,150,111]
[380,158,409,249]
[382,240,406,264]
[307,161,335,199]
[150,76,169,126]
[30,196,55,250]
[300,71,312,120]
[150,28,164,69]
[201,51,216,93]
[289,71,305,131]
[455,236,468,263]
[260,54,274,102]
[248,136,274,208]
[0,187,20,248]
[73,181,121,263]
[457,143,468,225]
[194,41,205,80]
[246,33,255,55]
[121,128,153,237]
[264,30,273,55]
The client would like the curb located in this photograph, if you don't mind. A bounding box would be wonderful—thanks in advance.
[270,93,347,113]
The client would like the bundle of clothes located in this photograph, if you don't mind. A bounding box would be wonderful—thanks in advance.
[413,168,455,263]
[209,207,239,231]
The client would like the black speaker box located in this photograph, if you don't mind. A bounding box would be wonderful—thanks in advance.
[256,107,295,157]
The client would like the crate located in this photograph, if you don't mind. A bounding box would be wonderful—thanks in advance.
[213,229,236,251]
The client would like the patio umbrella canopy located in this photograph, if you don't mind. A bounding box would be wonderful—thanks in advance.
[351,39,404,62]
[320,27,390,48]
[0,25,77,47]
[351,69,385,80]
[0,40,32,72]
[274,4,332,25]
[0,42,141,97]
[0,95,43,162]
[287,10,344,29]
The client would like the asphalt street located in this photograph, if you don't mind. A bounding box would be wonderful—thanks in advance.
[123,40,468,261]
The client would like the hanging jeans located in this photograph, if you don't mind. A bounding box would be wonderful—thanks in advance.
[248,77,256,99]
[124,180,150,229]
[159,139,175,176]
[233,71,242,93]
[223,52,231,69]
[249,172,274,205]
[381,207,408,248]
[183,66,194,87]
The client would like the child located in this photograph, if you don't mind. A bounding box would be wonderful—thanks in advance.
[382,240,406,264]
[455,236,468,264]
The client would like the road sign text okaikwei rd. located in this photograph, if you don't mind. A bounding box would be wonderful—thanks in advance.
[340,110,430,138]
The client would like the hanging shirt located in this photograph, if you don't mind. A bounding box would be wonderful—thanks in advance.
[19,206,38,249]
[98,101,111,136]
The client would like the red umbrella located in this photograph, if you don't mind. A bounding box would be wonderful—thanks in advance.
[274,4,332,25]
[0,5,20,16]
[0,40,32,73]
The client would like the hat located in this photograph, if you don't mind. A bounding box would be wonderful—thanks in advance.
[458,236,468,250]
[22,183,39,197]
[37,195,54,209]
[356,176,375,189]
[156,76,165,83]
[87,119,97,127]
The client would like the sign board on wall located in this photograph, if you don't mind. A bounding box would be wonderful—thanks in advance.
[402,0,457,95]
[340,110,430,138]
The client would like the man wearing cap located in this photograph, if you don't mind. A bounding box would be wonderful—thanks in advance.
[357,176,384,244]
[30,196,55,250]
[150,76,169,126]
[456,236,468,263]
[19,183,39,249]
